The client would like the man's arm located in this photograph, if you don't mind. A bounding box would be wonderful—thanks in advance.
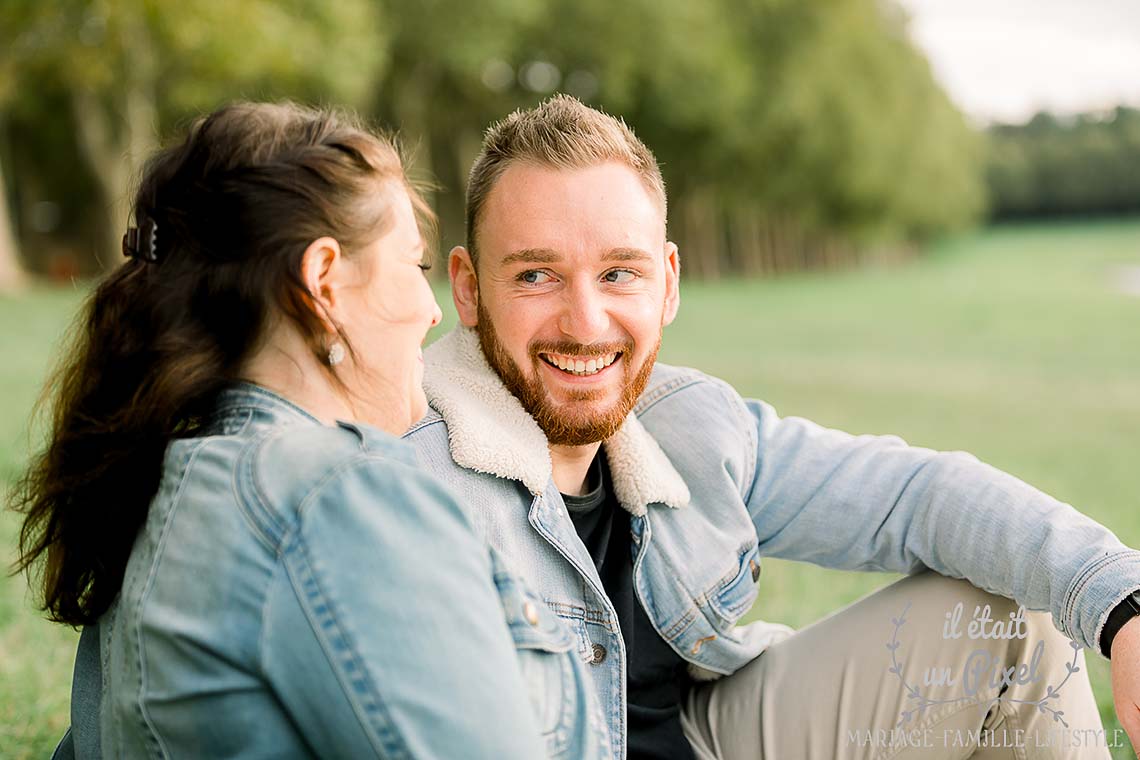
[740,396,1140,653]
[1111,617,1140,746]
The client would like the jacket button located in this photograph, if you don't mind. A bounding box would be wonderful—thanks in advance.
[750,559,761,583]
[590,643,607,664]
[522,601,540,626]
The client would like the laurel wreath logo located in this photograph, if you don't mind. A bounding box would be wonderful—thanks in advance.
[887,601,1084,728]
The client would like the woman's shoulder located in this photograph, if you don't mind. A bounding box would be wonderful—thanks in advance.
[241,419,459,536]
[252,418,415,481]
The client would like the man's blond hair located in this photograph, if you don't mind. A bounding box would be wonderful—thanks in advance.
[466,94,666,263]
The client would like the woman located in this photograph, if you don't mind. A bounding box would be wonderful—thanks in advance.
[13,102,610,759]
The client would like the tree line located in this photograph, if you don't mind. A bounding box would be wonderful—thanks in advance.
[986,107,1140,220]
[2,0,990,287]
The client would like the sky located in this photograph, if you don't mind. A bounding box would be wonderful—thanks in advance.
[894,0,1140,124]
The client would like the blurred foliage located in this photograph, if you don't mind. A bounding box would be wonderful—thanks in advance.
[1,0,986,279]
[1,0,386,275]
[986,107,1140,220]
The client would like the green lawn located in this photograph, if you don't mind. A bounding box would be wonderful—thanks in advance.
[3,219,1139,757]
[662,219,1140,757]
[1,286,88,755]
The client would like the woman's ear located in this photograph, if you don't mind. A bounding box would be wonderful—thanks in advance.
[300,236,345,333]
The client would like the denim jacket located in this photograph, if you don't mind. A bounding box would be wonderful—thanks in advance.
[71,383,611,759]
[407,327,1140,760]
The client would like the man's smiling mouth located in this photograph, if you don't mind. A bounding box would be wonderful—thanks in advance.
[539,351,621,377]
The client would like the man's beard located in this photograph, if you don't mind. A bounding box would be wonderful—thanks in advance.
[476,302,659,446]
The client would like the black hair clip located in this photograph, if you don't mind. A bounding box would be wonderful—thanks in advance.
[122,216,159,263]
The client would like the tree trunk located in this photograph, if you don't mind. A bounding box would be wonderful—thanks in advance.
[0,147,26,292]
[70,15,158,271]
[678,188,720,280]
[390,61,438,207]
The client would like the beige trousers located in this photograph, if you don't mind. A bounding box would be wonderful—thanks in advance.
[681,571,1112,759]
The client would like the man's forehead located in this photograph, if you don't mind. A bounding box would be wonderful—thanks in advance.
[477,163,666,258]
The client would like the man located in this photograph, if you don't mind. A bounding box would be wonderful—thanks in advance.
[405,94,1140,759]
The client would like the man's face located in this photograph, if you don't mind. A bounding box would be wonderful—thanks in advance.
[451,161,680,446]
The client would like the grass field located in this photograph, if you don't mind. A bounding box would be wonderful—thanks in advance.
[2,219,1139,757]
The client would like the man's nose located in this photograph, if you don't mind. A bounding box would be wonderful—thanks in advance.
[557,280,609,344]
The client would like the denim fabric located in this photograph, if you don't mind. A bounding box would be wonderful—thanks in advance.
[86,383,611,759]
[406,355,1140,760]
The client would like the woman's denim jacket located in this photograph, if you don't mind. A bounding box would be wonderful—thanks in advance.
[79,383,612,759]
[406,327,1140,760]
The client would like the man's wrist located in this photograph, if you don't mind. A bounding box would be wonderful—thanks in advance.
[1100,590,1140,658]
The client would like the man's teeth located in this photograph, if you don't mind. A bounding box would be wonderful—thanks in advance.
[543,352,618,376]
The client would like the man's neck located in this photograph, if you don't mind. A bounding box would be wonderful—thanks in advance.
[550,441,603,496]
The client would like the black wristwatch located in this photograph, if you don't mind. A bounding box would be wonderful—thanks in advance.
[1100,590,1140,658]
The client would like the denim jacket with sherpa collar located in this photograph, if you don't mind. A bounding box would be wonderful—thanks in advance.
[406,326,1140,760]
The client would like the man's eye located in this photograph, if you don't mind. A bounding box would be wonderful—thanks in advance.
[518,270,554,285]
[603,269,636,284]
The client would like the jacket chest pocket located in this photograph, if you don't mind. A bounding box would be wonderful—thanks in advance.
[707,544,762,625]
[495,570,581,757]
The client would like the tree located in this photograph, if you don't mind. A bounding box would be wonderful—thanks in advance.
[987,107,1140,219]
[371,0,546,247]
[0,3,35,290]
[4,0,989,280]
[0,146,25,292]
[4,0,388,271]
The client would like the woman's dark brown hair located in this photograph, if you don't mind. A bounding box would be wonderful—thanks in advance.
[11,101,426,626]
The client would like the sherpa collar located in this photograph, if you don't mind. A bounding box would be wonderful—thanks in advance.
[422,327,691,517]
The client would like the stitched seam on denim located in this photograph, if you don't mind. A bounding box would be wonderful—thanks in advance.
[661,605,700,640]
[256,561,279,689]
[289,454,395,526]
[728,386,760,501]
[709,549,761,622]
[639,373,760,505]
[713,544,757,590]
[545,654,576,755]
[133,439,210,759]
[636,511,732,646]
[235,430,289,552]
[282,540,410,759]
[262,453,410,754]
[693,374,761,501]
[1065,550,1133,645]
[529,496,620,634]
[229,408,253,436]
[403,412,444,437]
[496,577,575,650]
[1064,551,1124,638]
[207,408,252,436]
[214,383,322,422]
[278,483,413,760]
[545,600,612,626]
[634,373,706,415]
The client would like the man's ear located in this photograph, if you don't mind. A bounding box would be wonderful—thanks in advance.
[450,246,480,327]
[300,236,344,333]
[662,241,681,327]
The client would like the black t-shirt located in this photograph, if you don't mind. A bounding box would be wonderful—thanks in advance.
[562,454,696,760]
